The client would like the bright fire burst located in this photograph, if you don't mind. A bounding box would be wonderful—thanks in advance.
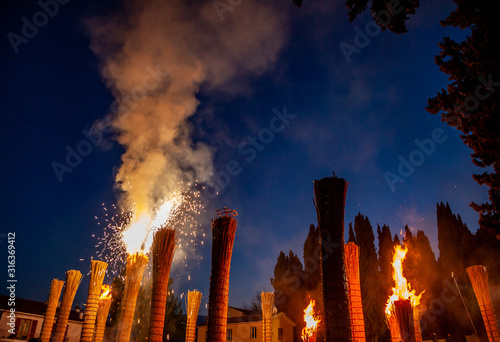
[122,194,183,254]
[385,245,424,316]
[302,300,320,342]
[100,285,112,300]
[94,187,206,275]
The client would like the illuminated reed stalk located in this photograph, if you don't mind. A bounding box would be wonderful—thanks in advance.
[93,287,112,342]
[413,306,422,342]
[345,243,366,342]
[40,279,64,342]
[52,270,83,342]
[466,265,500,342]
[207,209,238,342]
[80,261,108,342]
[313,173,352,342]
[116,253,149,342]
[148,228,177,342]
[185,290,202,342]
[386,311,401,342]
[261,292,274,342]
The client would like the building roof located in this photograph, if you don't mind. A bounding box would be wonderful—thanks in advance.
[0,295,84,322]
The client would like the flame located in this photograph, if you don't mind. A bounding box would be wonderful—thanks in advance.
[385,245,424,316]
[122,195,182,254]
[302,300,320,341]
[100,285,112,300]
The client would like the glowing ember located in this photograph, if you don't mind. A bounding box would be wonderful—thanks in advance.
[385,245,423,316]
[302,300,320,342]
[100,285,112,300]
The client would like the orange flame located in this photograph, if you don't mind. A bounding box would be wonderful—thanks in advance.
[302,300,320,341]
[100,285,112,300]
[385,245,423,316]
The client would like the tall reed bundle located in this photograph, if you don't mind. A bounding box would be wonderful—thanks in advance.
[345,243,366,342]
[116,253,149,342]
[261,292,274,342]
[466,265,500,342]
[313,174,352,342]
[52,270,83,342]
[40,279,64,342]
[207,213,237,342]
[413,306,422,342]
[148,228,177,342]
[394,299,415,342]
[93,286,112,342]
[185,290,202,342]
[80,260,108,342]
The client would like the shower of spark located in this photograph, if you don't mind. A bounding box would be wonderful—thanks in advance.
[94,187,206,275]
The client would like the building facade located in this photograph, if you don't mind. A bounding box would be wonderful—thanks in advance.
[197,307,295,342]
[0,295,83,342]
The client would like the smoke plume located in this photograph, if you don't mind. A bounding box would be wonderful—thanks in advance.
[87,0,288,213]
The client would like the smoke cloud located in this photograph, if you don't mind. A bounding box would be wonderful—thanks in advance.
[87,0,288,213]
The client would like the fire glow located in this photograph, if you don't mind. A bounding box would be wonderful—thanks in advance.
[302,300,320,342]
[385,245,423,316]
[122,194,183,254]
[99,285,112,300]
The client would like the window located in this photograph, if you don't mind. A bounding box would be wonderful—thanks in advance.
[251,326,257,339]
[227,329,232,341]
[278,328,283,341]
[15,318,38,340]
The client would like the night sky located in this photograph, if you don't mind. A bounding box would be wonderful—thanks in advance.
[0,0,489,315]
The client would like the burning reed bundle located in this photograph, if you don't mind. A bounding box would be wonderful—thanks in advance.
[80,260,108,342]
[207,208,238,342]
[52,270,83,342]
[148,228,177,342]
[313,173,352,342]
[394,299,415,342]
[344,243,366,342]
[413,306,422,342]
[466,265,500,342]
[116,253,149,342]
[39,279,64,342]
[185,290,202,342]
[93,285,112,342]
[302,300,320,342]
[261,292,274,342]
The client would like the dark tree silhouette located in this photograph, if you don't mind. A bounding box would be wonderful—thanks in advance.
[377,224,393,301]
[436,202,482,342]
[270,250,308,342]
[348,223,357,244]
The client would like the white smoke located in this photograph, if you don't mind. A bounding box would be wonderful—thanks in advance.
[86,0,289,212]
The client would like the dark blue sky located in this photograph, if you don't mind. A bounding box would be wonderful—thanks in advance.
[0,0,488,314]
